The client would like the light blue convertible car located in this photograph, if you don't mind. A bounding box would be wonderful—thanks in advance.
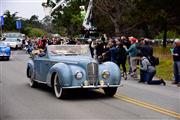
[27,45,121,99]
[0,42,11,60]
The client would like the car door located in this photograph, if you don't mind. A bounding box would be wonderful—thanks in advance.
[34,55,51,82]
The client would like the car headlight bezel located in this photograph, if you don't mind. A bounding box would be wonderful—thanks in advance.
[102,70,110,79]
[75,71,83,80]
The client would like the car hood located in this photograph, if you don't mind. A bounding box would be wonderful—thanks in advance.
[4,38,20,43]
[0,44,8,48]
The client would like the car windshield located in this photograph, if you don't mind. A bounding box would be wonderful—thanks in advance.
[5,39,18,42]
[4,33,22,38]
[48,45,91,57]
[0,42,5,45]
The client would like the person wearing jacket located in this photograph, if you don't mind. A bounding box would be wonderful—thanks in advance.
[172,39,180,87]
[126,37,138,78]
[116,39,127,80]
[138,54,166,85]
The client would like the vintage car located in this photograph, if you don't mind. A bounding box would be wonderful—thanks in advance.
[2,32,22,49]
[0,42,11,60]
[27,45,121,99]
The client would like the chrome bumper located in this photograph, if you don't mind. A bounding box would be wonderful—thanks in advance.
[62,85,120,89]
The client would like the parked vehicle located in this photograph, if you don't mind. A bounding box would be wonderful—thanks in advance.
[2,32,23,49]
[27,45,121,99]
[0,42,11,60]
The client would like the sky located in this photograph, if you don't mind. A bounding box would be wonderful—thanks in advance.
[0,0,46,20]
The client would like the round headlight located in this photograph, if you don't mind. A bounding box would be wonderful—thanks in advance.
[102,70,110,79]
[2,48,5,52]
[75,71,83,80]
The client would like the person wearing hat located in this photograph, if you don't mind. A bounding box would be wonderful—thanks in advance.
[172,39,180,87]
[126,37,138,78]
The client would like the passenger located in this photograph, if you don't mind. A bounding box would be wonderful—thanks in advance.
[42,36,48,49]
[67,38,76,45]
[38,49,46,57]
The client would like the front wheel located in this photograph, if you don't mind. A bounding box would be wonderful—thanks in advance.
[103,87,117,97]
[53,74,65,99]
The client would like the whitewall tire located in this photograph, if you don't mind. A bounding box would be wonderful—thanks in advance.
[54,74,64,99]
[28,69,37,87]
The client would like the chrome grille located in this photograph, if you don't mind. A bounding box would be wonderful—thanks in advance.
[87,62,98,85]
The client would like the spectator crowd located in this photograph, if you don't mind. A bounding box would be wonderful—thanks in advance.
[22,34,180,87]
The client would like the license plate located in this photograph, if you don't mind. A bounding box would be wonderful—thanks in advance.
[0,53,7,56]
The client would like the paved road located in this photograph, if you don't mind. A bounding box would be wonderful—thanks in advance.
[0,50,179,120]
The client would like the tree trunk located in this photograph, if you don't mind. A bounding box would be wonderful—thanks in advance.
[163,19,167,48]
[143,23,149,38]
[112,19,120,36]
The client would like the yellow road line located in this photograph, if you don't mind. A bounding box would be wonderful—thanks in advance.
[97,90,180,119]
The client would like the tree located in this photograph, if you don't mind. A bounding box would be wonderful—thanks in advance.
[28,15,43,29]
[136,0,180,47]
[3,10,18,31]
[29,15,39,22]
[94,0,138,36]
[52,0,87,36]
[42,16,54,33]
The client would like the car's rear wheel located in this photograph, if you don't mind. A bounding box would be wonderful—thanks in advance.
[53,74,65,99]
[103,87,117,97]
[29,78,38,87]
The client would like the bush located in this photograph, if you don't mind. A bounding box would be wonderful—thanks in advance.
[155,31,180,39]
[154,46,173,80]
[27,27,48,37]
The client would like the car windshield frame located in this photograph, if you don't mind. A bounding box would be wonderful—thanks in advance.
[47,45,92,57]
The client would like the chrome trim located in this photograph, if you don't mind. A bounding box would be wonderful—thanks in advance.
[62,85,120,89]
[74,71,83,80]
[33,79,47,84]
[61,61,79,64]
[51,60,78,64]
[87,62,98,85]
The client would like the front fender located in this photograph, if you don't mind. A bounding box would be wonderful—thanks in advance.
[99,62,121,85]
[46,63,72,87]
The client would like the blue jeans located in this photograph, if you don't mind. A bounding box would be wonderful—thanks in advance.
[145,71,156,82]
[144,71,163,85]
[173,61,180,83]
[140,70,147,82]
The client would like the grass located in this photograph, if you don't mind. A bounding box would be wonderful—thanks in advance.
[153,45,173,80]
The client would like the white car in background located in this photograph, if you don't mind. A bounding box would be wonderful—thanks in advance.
[2,33,23,49]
